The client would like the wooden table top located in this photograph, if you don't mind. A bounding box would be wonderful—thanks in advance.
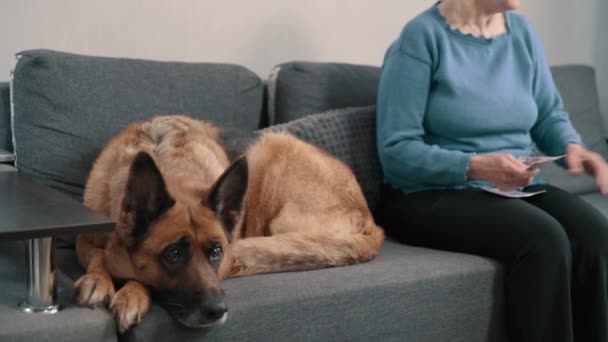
[0,171,114,240]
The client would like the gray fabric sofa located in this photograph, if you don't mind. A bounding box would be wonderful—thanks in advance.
[0,49,606,342]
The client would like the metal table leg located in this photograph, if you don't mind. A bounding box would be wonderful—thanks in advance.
[19,237,60,313]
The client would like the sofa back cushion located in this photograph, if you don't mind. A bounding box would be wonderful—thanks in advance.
[0,82,11,152]
[264,106,381,210]
[11,49,264,199]
[267,61,380,125]
[540,65,608,194]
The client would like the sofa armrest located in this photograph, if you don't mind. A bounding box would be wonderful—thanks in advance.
[0,149,14,164]
[0,82,11,153]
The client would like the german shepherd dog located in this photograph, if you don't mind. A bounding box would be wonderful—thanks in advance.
[74,115,384,332]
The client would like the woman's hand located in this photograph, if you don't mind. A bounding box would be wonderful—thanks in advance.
[467,153,539,191]
[566,144,608,195]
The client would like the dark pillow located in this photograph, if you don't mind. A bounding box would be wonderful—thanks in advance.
[267,62,380,125]
[263,106,381,210]
[11,49,264,200]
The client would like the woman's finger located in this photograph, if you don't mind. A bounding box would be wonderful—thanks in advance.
[595,163,608,195]
[504,157,528,174]
[566,151,585,175]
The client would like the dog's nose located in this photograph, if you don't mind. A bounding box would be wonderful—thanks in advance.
[200,297,227,321]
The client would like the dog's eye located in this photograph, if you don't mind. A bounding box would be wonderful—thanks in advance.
[209,244,223,263]
[163,246,183,264]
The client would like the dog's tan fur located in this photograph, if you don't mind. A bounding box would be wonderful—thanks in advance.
[75,115,384,332]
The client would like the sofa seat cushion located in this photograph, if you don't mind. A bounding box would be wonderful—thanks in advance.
[540,164,598,195]
[118,240,505,342]
[0,241,116,342]
[11,49,264,200]
[580,193,608,218]
[0,164,16,172]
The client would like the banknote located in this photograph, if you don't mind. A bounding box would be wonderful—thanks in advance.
[481,187,547,198]
[518,155,566,170]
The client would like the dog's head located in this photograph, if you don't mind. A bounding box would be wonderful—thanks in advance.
[110,151,247,328]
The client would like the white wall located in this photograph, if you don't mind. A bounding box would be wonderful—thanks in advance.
[0,0,606,127]
[594,0,608,125]
[521,0,608,128]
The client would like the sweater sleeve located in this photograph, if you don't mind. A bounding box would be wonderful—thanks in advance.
[376,47,474,189]
[528,23,583,157]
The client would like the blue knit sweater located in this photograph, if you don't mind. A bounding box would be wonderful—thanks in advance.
[376,3,583,194]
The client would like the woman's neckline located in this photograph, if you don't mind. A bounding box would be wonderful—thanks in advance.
[431,1,512,44]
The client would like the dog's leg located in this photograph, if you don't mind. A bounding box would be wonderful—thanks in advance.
[227,213,384,278]
[74,233,115,307]
[110,280,151,333]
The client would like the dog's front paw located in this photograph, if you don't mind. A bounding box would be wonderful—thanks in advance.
[74,272,115,307]
[110,281,151,333]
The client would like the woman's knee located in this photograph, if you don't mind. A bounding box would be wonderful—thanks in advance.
[529,185,608,262]
[516,214,571,264]
[573,217,608,263]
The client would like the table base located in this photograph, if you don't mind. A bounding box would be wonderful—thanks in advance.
[20,237,60,314]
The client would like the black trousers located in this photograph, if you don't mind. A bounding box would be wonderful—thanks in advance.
[375,184,608,342]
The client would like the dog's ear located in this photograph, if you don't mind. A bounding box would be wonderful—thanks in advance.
[206,156,248,237]
[121,152,175,245]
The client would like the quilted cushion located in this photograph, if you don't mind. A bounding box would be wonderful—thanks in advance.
[11,49,264,200]
[263,106,381,210]
[267,62,380,125]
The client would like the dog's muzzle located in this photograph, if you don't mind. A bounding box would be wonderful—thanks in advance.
[199,296,228,322]
[160,292,228,328]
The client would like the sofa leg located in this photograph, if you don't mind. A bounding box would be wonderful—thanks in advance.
[19,237,60,314]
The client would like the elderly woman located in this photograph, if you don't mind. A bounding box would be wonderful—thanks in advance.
[376,0,608,341]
